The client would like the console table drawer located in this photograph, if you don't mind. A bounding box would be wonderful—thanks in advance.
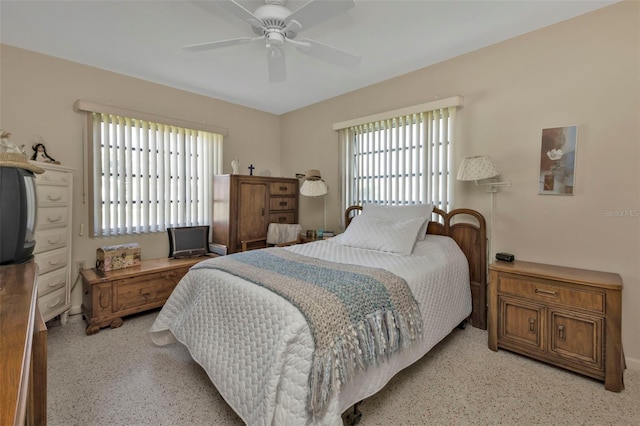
[113,267,190,312]
[497,275,604,313]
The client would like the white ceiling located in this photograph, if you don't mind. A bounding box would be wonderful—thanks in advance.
[1,0,617,115]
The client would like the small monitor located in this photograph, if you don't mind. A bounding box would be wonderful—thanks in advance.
[167,226,210,259]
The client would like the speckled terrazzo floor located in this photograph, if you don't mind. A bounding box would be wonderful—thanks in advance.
[47,311,639,426]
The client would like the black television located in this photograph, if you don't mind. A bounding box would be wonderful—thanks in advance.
[0,167,37,265]
[167,225,210,259]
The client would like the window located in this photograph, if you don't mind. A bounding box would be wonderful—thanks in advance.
[78,101,224,237]
[335,97,461,220]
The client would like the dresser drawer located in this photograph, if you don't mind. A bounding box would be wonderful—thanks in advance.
[36,206,69,230]
[36,185,69,207]
[39,286,68,319]
[497,275,604,314]
[36,169,71,186]
[37,267,68,297]
[34,228,68,254]
[268,212,295,224]
[270,181,297,196]
[270,197,296,211]
[34,247,69,275]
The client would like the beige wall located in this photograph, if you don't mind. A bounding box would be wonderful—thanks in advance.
[1,2,638,368]
[281,2,640,368]
[0,44,282,314]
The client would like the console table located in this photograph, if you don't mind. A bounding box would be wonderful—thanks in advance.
[488,260,624,391]
[81,255,216,335]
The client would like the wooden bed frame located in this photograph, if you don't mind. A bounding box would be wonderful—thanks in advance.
[345,206,488,330]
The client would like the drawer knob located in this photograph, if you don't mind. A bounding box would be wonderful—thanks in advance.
[47,237,61,245]
[279,186,287,191]
[279,201,287,206]
[48,260,61,266]
[47,195,62,201]
[535,288,557,297]
[46,297,62,308]
[557,324,566,341]
[47,215,62,223]
[528,318,536,333]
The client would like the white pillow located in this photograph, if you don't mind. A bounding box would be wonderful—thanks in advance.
[334,214,427,255]
[362,203,434,240]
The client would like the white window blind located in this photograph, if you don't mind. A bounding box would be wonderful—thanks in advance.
[86,112,223,237]
[336,98,460,220]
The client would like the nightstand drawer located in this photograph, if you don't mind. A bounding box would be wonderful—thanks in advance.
[497,275,604,314]
[270,182,297,195]
[270,197,296,211]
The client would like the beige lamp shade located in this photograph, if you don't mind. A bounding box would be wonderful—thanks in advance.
[300,179,328,196]
[457,155,500,181]
[299,169,328,196]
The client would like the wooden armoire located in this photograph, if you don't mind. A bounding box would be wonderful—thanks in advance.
[211,174,299,254]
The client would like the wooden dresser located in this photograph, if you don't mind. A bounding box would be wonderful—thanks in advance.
[0,263,47,425]
[32,161,75,323]
[211,175,299,254]
[80,256,215,335]
[488,260,624,391]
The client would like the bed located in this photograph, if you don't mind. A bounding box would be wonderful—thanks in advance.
[150,205,487,425]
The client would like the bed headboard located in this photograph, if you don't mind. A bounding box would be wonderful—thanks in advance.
[345,206,487,330]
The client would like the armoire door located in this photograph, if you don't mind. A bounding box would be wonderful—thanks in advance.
[237,181,267,247]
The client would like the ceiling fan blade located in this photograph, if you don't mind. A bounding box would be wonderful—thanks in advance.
[190,0,265,31]
[285,0,354,31]
[295,38,361,68]
[267,48,286,83]
[183,37,257,52]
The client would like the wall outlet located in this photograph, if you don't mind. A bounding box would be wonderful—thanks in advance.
[76,260,86,274]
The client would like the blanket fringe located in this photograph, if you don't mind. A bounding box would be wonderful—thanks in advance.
[308,306,423,416]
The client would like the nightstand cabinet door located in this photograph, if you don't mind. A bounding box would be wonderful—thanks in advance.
[549,310,603,370]
[498,296,544,352]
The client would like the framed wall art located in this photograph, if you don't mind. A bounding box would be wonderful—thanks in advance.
[538,125,577,195]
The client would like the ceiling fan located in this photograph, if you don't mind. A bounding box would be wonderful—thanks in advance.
[184,0,361,83]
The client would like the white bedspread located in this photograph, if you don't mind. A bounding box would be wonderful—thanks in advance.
[150,235,471,425]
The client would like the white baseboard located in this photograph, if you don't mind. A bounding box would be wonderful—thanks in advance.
[626,356,640,371]
[70,304,83,316]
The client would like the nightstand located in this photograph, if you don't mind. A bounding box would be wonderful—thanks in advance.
[488,260,624,392]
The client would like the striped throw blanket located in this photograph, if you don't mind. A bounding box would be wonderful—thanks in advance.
[192,248,423,416]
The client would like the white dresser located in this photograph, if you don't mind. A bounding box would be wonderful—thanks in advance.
[32,162,74,323]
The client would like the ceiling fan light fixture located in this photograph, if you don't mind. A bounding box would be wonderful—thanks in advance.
[265,31,285,48]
